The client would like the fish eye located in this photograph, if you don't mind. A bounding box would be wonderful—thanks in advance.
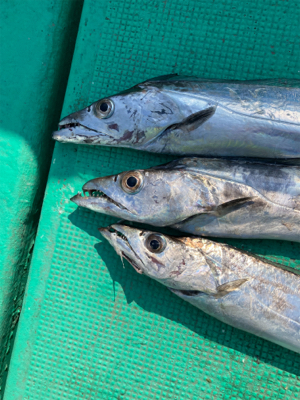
[94,98,114,119]
[120,171,144,194]
[146,234,166,253]
[127,176,137,187]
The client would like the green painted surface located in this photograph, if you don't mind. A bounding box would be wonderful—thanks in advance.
[4,0,300,399]
[0,0,84,394]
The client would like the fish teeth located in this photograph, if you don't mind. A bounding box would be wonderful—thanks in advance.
[81,190,106,198]
[91,190,105,197]
[59,122,80,129]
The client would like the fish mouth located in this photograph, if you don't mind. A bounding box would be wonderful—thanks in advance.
[99,226,144,274]
[58,122,100,133]
[70,188,131,213]
[52,120,110,143]
[121,252,143,274]
[59,122,80,130]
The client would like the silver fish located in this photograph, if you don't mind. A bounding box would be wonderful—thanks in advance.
[71,158,300,242]
[100,224,300,353]
[53,75,300,158]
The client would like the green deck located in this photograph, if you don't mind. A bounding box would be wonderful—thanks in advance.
[4,0,300,399]
[0,0,83,393]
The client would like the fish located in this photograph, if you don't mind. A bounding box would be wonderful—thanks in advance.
[71,157,300,242]
[99,223,300,353]
[52,75,300,158]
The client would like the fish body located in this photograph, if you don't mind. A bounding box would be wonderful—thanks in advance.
[71,158,300,241]
[53,76,300,158]
[100,224,300,353]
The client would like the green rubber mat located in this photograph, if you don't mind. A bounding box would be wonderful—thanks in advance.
[4,0,300,399]
[0,0,83,394]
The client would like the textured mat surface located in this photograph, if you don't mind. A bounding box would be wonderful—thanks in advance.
[5,0,300,399]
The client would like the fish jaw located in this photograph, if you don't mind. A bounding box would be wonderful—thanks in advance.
[99,225,144,274]
[70,187,134,220]
[52,114,113,145]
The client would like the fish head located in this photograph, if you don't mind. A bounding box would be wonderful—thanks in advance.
[52,83,186,147]
[71,163,204,226]
[99,224,217,294]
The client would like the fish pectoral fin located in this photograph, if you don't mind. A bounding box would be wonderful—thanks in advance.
[171,197,258,228]
[171,106,217,133]
[169,278,249,299]
[207,197,257,217]
[182,106,217,132]
[158,106,217,141]
[214,278,249,298]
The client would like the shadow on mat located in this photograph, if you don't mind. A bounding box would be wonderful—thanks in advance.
[69,205,300,266]
[68,208,300,376]
[95,240,300,377]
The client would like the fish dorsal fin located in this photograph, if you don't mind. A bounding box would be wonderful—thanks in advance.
[238,78,300,88]
[267,261,300,276]
[139,74,179,84]
[142,77,300,87]
[237,248,300,276]
[119,74,181,94]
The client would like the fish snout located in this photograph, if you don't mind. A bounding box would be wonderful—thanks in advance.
[82,174,118,195]
[52,130,62,141]
[70,192,85,206]
[98,226,121,252]
[98,227,112,241]
[52,114,78,141]
[53,109,95,143]
[54,115,82,139]
[58,115,78,127]
[82,179,101,192]
[52,121,79,142]
[59,109,88,127]
[81,177,110,196]
[109,223,132,236]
